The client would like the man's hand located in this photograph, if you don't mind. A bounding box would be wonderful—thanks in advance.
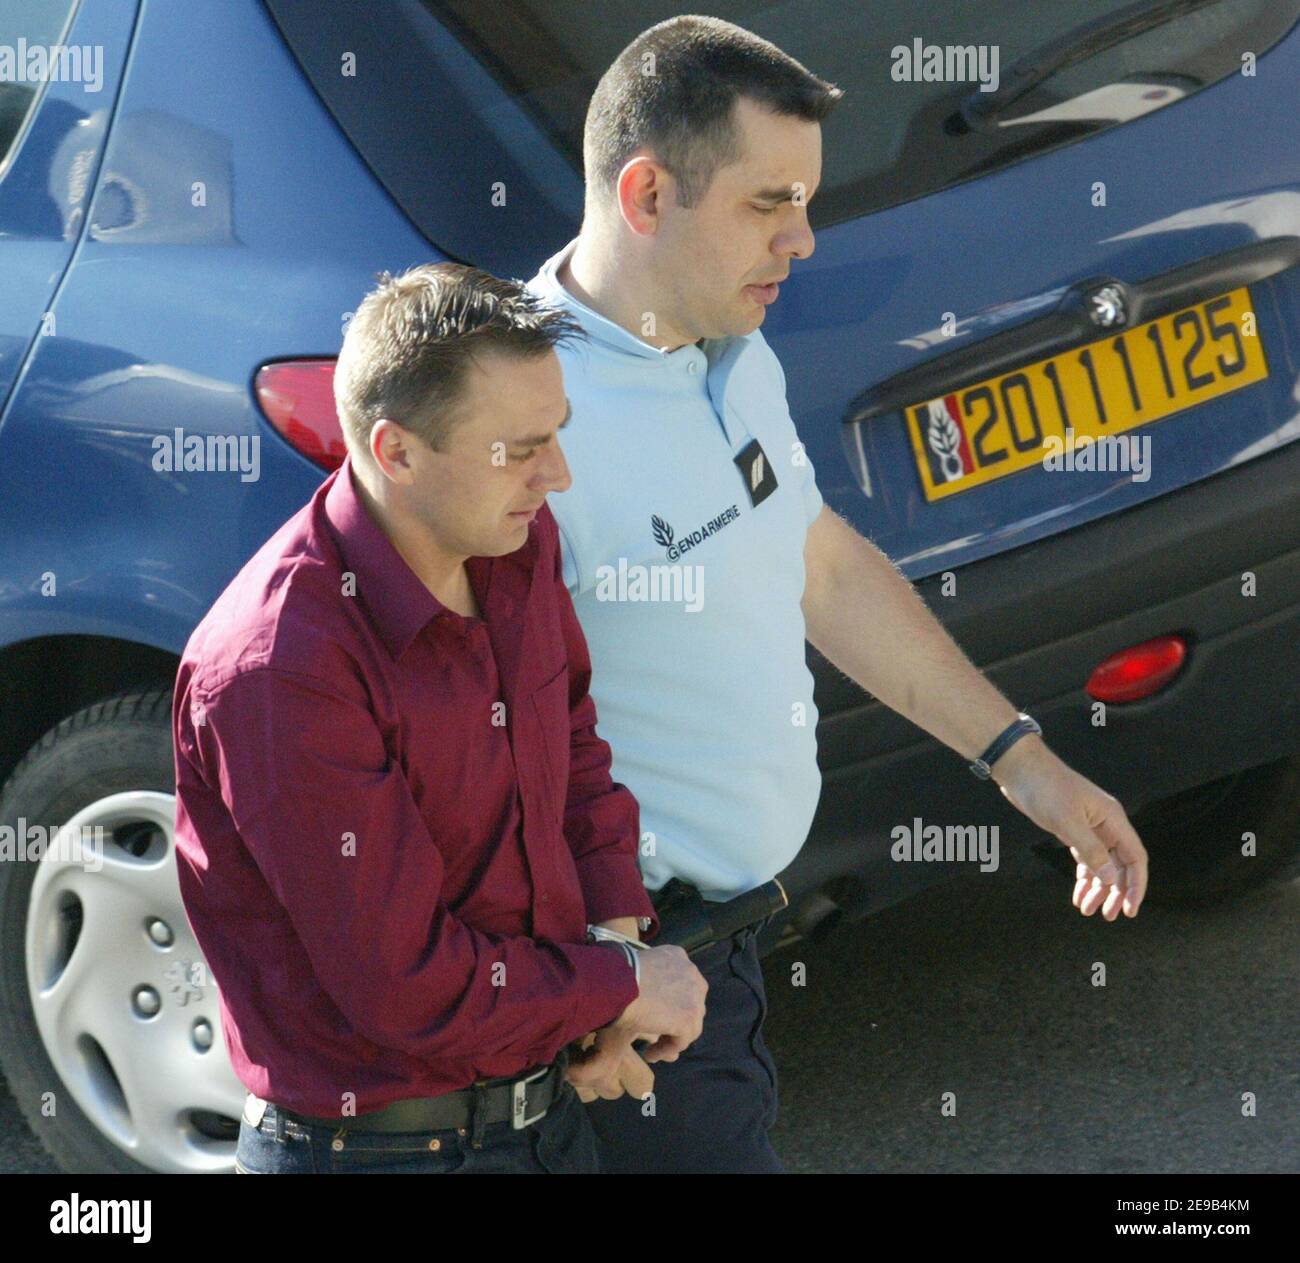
[566,1028,655,1103]
[567,918,656,1102]
[608,942,707,1061]
[564,919,705,1101]
[992,736,1148,919]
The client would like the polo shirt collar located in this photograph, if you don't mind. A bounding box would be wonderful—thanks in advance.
[534,238,764,447]
[535,237,716,363]
[322,453,492,661]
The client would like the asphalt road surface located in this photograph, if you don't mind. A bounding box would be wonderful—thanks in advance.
[763,842,1299,1173]
[2,842,1295,1174]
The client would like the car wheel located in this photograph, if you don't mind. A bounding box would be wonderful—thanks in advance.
[1034,752,1300,906]
[0,688,242,1173]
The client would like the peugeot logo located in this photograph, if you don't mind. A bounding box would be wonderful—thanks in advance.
[1087,284,1128,329]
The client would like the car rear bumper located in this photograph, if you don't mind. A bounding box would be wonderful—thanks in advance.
[787,437,1300,918]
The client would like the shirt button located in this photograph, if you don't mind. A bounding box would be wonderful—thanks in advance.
[687,360,698,373]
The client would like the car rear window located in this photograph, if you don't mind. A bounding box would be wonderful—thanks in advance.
[0,0,78,176]
[266,0,1300,277]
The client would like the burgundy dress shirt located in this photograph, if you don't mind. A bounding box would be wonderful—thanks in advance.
[172,454,657,1116]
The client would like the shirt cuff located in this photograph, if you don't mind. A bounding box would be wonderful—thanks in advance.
[576,850,659,940]
[558,941,641,1038]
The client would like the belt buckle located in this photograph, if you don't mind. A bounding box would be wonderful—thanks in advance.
[511,1064,550,1130]
[242,1094,268,1128]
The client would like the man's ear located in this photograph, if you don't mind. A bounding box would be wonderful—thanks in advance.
[371,418,419,480]
[617,154,668,237]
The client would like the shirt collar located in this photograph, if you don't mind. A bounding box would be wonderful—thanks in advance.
[322,452,488,661]
[535,238,771,449]
[534,237,714,363]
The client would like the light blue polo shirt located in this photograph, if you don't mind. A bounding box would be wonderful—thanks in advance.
[526,238,824,901]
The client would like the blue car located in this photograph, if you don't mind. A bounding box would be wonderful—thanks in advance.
[1,0,1297,1174]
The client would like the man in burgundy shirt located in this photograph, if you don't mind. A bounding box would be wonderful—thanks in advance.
[173,262,706,1174]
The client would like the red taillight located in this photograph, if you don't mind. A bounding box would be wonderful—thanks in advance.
[1085,635,1188,703]
[255,360,345,471]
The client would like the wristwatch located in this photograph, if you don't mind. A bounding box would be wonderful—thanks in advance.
[969,712,1042,780]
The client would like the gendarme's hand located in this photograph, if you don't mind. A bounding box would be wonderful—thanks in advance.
[992,735,1148,919]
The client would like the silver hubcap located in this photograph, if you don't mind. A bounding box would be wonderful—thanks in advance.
[26,791,243,1172]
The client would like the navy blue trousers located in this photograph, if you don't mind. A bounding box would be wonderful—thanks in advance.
[584,924,786,1174]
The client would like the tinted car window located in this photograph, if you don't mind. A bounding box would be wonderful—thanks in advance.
[266,0,1300,276]
[0,0,79,174]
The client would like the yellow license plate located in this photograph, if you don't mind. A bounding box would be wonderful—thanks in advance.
[906,287,1268,502]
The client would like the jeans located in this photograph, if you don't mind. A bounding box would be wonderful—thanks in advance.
[234,1076,599,1174]
[585,922,785,1173]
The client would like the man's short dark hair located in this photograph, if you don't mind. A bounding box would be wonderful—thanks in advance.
[334,262,584,455]
[584,15,842,210]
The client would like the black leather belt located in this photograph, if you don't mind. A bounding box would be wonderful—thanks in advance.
[256,1053,568,1135]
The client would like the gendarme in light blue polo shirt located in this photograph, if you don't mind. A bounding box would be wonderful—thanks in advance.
[527,238,823,901]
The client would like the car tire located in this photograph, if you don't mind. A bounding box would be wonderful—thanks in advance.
[1034,752,1300,906]
[0,688,242,1174]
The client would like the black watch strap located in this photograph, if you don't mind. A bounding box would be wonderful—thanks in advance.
[969,713,1042,780]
